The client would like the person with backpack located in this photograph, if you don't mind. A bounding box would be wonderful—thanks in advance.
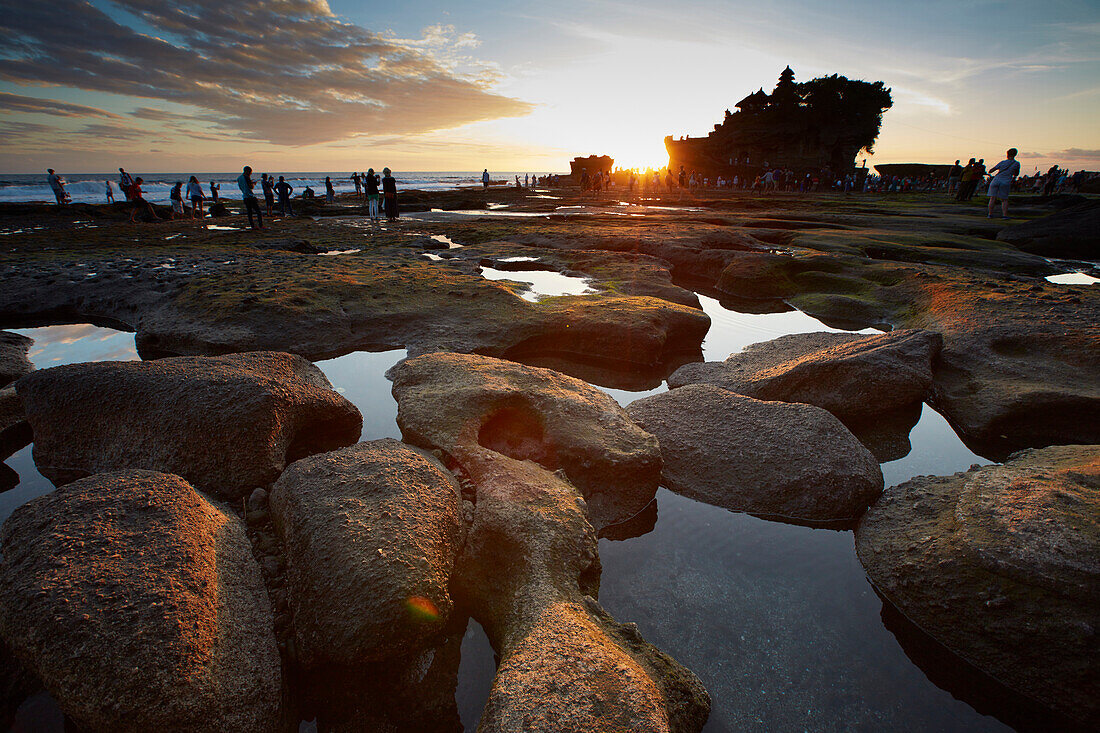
[119,168,134,201]
[169,181,185,219]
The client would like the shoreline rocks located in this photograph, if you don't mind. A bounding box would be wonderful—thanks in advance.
[0,470,285,732]
[0,332,32,389]
[392,352,661,529]
[627,384,883,523]
[855,445,1100,727]
[668,329,941,425]
[16,351,362,499]
[270,439,464,669]
[453,447,711,731]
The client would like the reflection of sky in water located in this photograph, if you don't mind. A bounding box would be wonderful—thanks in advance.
[598,488,1010,732]
[696,294,877,361]
[882,404,990,486]
[3,325,139,525]
[14,324,138,365]
[1045,272,1098,285]
[313,349,405,441]
[479,267,594,301]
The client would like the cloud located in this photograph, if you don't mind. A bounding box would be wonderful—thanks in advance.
[1017,148,1100,162]
[0,0,532,146]
[0,92,122,118]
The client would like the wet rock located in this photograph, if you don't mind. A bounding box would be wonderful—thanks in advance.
[270,439,464,669]
[247,486,268,511]
[0,331,32,388]
[0,470,285,732]
[668,329,941,424]
[0,386,31,461]
[391,352,661,529]
[16,351,361,499]
[995,199,1100,259]
[855,445,1100,728]
[453,446,710,732]
[627,384,883,523]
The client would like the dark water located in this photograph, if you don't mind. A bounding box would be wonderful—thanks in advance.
[2,303,1015,731]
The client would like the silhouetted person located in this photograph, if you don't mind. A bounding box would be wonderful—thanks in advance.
[381,167,398,220]
[169,181,185,219]
[365,167,380,221]
[118,168,134,200]
[237,166,263,229]
[482,169,490,190]
[47,169,67,205]
[187,176,205,219]
[325,176,335,204]
[210,180,220,202]
[128,177,160,222]
[275,175,294,216]
[105,180,114,203]
[986,148,1020,219]
[261,173,275,215]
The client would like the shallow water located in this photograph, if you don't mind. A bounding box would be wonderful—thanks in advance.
[1,302,1013,731]
[479,266,594,301]
[1045,272,1098,285]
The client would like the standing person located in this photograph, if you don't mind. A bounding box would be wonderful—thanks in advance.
[325,176,335,204]
[524,173,529,188]
[381,167,398,221]
[967,159,986,201]
[105,180,115,203]
[946,160,962,195]
[352,171,362,198]
[128,177,160,222]
[275,175,294,217]
[169,181,185,219]
[119,168,134,200]
[210,180,220,203]
[261,174,275,215]
[956,159,976,201]
[986,148,1020,219]
[187,176,205,219]
[482,169,490,190]
[365,167,380,222]
[47,169,67,205]
[237,166,263,230]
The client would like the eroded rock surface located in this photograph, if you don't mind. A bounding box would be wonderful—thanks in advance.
[16,351,361,498]
[627,384,883,523]
[995,199,1100,259]
[856,445,1100,727]
[0,470,284,732]
[0,386,30,462]
[669,329,941,424]
[391,352,660,529]
[270,439,464,669]
[452,447,710,732]
[0,332,32,389]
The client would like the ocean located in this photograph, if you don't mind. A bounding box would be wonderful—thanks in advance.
[0,171,558,206]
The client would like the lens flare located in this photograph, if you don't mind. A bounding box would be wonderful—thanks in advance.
[406,595,440,621]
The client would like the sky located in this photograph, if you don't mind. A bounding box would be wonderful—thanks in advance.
[0,0,1098,173]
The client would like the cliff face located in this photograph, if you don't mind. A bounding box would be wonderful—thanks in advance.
[666,68,892,178]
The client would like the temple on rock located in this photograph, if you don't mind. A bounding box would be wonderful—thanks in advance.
[665,67,892,178]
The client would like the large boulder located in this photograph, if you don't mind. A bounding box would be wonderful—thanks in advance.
[269,439,464,669]
[627,384,883,523]
[856,445,1100,728]
[0,470,285,732]
[0,386,30,461]
[16,351,361,499]
[391,352,660,529]
[0,331,32,389]
[995,199,1100,259]
[668,329,941,425]
[453,446,710,732]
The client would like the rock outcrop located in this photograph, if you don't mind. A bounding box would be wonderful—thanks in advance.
[16,351,361,499]
[391,352,660,529]
[0,331,32,389]
[453,446,710,732]
[668,329,940,425]
[627,385,883,523]
[269,439,464,669]
[0,470,285,732]
[855,446,1100,728]
[0,386,30,462]
[995,199,1100,259]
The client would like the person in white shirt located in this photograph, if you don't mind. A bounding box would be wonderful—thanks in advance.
[47,169,66,205]
[987,148,1021,219]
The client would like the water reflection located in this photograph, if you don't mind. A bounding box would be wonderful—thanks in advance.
[597,489,1011,732]
[479,267,594,301]
[1045,272,1098,285]
[313,349,405,442]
